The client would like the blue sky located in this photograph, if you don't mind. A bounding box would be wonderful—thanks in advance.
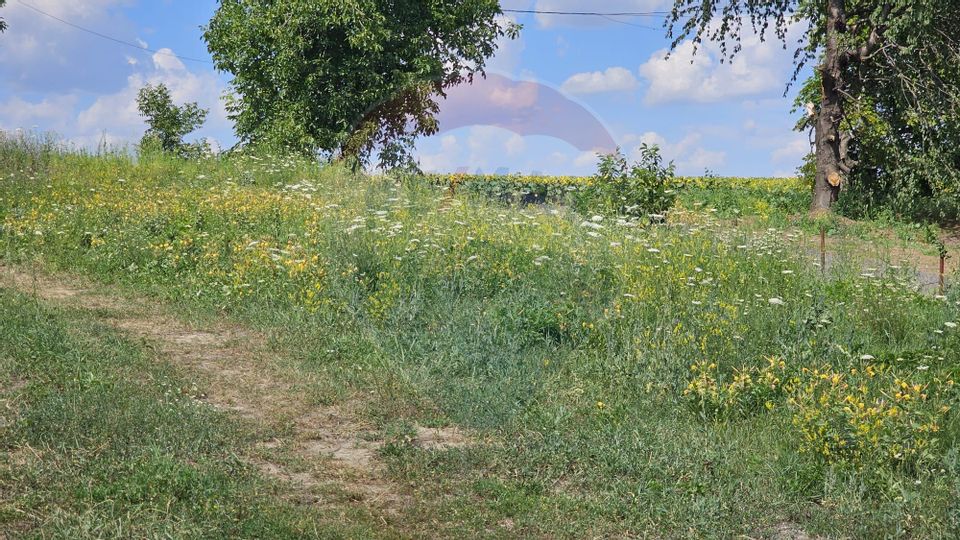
[0,0,810,176]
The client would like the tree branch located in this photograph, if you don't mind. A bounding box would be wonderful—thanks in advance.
[843,3,894,63]
[838,131,858,173]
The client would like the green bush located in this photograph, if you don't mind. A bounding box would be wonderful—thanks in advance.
[576,144,678,221]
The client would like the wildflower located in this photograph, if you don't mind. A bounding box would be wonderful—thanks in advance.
[860,354,875,361]
[945,322,957,329]
[596,401,606,410]
[768,297,786,306]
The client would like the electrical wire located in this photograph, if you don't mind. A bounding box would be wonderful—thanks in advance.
[15,0,213,65]
[502,8,669,17]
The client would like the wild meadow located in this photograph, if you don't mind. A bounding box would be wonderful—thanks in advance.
[2,136,960,538]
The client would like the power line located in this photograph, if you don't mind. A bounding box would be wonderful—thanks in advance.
[598,15,661,30]
[15,0,213,65]
[15,0,668,63]
[502,8,670,17]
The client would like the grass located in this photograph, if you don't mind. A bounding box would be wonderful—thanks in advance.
[2,135,960,537]
[0,289,390,538]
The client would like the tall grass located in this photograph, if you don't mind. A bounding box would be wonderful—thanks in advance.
[2,140,960,537]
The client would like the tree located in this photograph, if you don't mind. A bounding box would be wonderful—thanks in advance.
[1,0,7,33]
[203,0,518,167]
[796,62,960,221]
[667,1,960,212]
[136,83,209,157]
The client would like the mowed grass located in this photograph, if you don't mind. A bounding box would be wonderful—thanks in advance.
[2,139,960,537]
[0,289,399,538]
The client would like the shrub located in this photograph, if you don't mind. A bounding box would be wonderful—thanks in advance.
[576,144,678,221]
[137,83,209,158]
[788,361,958,471]
[684,356,791,420]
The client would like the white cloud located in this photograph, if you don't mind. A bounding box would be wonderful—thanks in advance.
[1,0,140,93]
[561,67,638,95]
[487,15,525,76]
[417,135,460,172]
[505,133,526,156]
[152,47,187,73]
[771,136,810,164]
[638,24,798,105]
[0,95,78,133]
[2,48,230,151]
[622,131,727,174]
[556,35,570,58]
[574,151,598,168]
[466,126,513,170]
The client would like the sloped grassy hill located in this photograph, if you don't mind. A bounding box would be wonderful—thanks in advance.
[2,148,959,537]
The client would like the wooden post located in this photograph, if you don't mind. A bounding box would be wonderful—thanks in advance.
[941,255,947,295]
[820,226,826,274]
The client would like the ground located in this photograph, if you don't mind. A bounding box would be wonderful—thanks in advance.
[1,150,959,538]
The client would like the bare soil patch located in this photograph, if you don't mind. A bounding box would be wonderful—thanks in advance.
[0,264,410,512]
[414,425,471,450]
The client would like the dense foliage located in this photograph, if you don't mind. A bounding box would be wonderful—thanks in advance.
[203,0,517,167]
[425,171,809,220]
[0,0,7,33]
[668,0,960,212]
[574,145,678,221]
[136,83,209,157]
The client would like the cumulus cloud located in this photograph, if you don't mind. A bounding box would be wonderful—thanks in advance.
[152,48,188,73]
[622,131,727,174]
[0,95,78,133]
[486,14,525,75]
[561,67,638,95]
[771,135,811,164]
[573,151,598,168]
[417,134,460,172]
[638,24,799,105]
[1,48,230,150]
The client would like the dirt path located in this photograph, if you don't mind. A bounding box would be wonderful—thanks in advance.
[0,263,433,515]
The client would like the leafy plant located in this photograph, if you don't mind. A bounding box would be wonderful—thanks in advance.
[203,0,518,167]
[924,224,949,261]
[669,0,960,212]
[136,83,209,158]
[577,144,678,221]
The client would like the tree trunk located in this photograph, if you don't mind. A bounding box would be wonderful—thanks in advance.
[811,0,847,213]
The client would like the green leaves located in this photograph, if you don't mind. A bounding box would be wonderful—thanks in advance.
[578,145,678,221]
[136,83,209,158]
[203,0,516,167]
[671,0,960,219]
